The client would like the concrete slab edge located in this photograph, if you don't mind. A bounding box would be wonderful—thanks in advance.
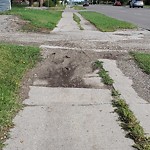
[100,59,150,134]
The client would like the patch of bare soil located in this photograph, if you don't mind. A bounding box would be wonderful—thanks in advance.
[32,49,122,87]
[20,49,122,96]
[0,15,26,32]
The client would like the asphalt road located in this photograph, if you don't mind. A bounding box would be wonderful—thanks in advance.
[86,5,150,30]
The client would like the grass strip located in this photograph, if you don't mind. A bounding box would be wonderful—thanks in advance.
[130,52,150,74]
[80,11,136,32]
[73,5,86,10]
[0,43,40,149]
[73,13,84,30]
[49,5,66,10]
[144,5,150,8]
[93,60,113,85]
[94,60,150,150]
[1,7,62,32]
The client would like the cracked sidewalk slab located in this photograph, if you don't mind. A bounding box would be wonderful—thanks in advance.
[100,59,150,136]
[52,8,79,32]
[4,87,135,150]
[74,12,98,31]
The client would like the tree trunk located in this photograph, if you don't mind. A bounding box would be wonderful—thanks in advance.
[39,0,44,7]
[29,0,34,6]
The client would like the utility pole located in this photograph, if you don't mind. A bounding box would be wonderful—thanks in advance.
[70,0,72,6]
[9,0,11,10]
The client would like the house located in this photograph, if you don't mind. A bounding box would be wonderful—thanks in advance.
[0,0,11,11]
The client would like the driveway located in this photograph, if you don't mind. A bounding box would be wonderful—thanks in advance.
[86,5,150,30]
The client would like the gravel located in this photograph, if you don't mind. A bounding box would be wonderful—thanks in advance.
[0,15,22,32]
[117,54,150,102]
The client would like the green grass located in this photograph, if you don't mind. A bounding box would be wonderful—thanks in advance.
[144,5,150,8]
[0,43,40,149]
[1,7,62,32]
[73,13,84,30]
[131,52,150,74]
[93,60,114,85]
[79,11,136,32]
[73,5,85,10]
[49,5,66,10]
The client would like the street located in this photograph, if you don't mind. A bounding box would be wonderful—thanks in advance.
[86,5,150,30]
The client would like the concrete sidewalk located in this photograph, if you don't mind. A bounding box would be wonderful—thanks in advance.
[3,7,149,150]
[101,59,150,136]
[4,87,134,150]
[53,8,79,32]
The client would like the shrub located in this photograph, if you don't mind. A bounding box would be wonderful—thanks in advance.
[43,0,55,7]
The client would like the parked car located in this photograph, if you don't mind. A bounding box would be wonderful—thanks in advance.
[129,0,144,8]
[113,0,121,6]
[83,2,89,6]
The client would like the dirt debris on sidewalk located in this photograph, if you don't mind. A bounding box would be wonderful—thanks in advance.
[28,48,123,88]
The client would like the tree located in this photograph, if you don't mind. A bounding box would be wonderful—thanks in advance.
[145,0,150,4]
[39,0,44,7]
[93,0,97,4]
[29,0,34,6]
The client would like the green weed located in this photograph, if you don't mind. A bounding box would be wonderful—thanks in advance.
[113,97,150,150]
[73,13,84,30]
[98,70,114,85]
[111,89,120,97]
[94,59,150,150]
[93,61,113,85]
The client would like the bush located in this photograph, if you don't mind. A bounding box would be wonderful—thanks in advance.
[43,0,55,7]
[145,0,150,5]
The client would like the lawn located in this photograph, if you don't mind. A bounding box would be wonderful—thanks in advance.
[131,52,150,74]
[3,7,62,32]
[79,11,136,32]
[49,5,66,10]
[73,5,85,10]
[144,5,150,8]
[0,44,40,149]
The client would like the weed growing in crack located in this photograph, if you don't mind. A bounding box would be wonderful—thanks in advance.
[73,13,84,30]
[112,98,150,150]
[98,70,114,85]
[111,89,120,97]
[93,60,150,150]
[93,60,113,85]
[94,60,103,69]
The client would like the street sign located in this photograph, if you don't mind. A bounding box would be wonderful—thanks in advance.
[0,0,11,11]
